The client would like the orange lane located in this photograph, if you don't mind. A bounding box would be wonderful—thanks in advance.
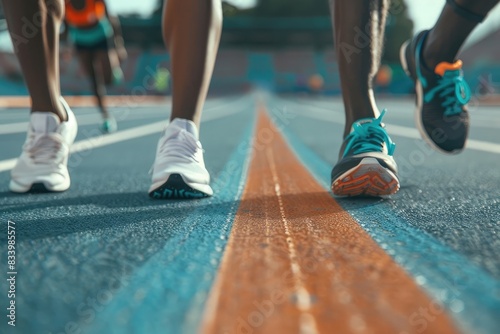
[201,107,459,334]
[0,96,169,108]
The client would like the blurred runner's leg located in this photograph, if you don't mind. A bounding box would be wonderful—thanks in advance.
[65,0,120,133]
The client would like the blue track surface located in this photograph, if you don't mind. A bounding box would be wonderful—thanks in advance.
[273,102,500,334]
[0,94,499,334]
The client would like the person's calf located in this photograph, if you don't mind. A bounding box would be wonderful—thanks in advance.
[423,0,498,69]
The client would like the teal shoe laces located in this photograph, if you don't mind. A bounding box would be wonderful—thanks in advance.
[424,69,471,116]
[343,110,396,158]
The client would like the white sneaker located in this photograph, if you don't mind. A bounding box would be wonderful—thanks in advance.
[149,118,213,199]
[9,98,78,193]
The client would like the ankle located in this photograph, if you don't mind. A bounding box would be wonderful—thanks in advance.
[31,103,67,123]
[421,33,454,71]
[422,49,451,72]
[31,108,68,123]
[55,101,68,122]
[101,110,110,119]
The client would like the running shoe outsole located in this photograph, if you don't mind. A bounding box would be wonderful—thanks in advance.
[149,174,211,200]
[331,158,400,197]
[9,180,67,193]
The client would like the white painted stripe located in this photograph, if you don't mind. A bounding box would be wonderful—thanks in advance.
[466,140,500,154]
[298,107,500,155]
[69,121,166,153]
[266,147,319,334]
[0,114,98,135]
[0,95,250,135]
[0,111,170,135]
[0,159,16,173]
[288,97,500,129]
[0,102,247,173]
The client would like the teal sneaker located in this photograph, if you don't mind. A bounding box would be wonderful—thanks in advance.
[331,110,400,197]
[100,117,117,134]
[400,30,471,154]
[112,67,124,85]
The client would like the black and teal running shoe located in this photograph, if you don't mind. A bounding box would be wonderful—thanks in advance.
[400,30,471,154]
[331,110,400,197]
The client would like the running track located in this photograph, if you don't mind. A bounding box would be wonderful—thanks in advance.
[0,94,499,334]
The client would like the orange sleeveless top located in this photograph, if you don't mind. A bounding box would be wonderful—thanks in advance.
[65,0,106,27]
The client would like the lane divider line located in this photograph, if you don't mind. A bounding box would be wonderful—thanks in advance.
[271,101,500,334]
[80,106,256,334]
[0,104,246,173]
[0,111,173,135]
[287,96,500,128]
[266,147,319,334]
[0,94,251,134]
[201,106,459,334]
[285,99,500,154]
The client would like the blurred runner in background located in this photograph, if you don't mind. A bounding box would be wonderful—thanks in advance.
[64,0,124,133]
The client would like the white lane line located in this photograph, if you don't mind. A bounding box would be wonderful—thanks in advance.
[266,147,319,334]
[69,121,166,153]
[290,104,500,155]
[0,159,16,174]
[0,95,251,135]
[0,111,171,135]
[287,97,500,129]
[0,114,98,135]
[0,103,247,173]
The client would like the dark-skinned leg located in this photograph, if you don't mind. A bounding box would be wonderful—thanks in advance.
[1,0,67,121]
[108,15,127,62]
[400,0,499,155]
[424,0,500,69]
[331,0,390,137]
[329,0,399,197]
[148,0,222,199]
[78,50,110,119]
[4,0,78,193]
[98,48,121,86]
[163,0,223,128]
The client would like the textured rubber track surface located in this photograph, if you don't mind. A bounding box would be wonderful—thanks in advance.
[1,97,500,334]
[202,111,458,334]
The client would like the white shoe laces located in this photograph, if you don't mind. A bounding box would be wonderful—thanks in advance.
[24,132,66,165]
[149,129,202,175]
[159,129,201,162]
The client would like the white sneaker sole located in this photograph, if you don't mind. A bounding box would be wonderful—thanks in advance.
[9,178,70,193]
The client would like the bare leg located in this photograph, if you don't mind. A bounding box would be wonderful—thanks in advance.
[163,0,223,128]
[108,15,127,61]
[330,0,390,137]
[1,0,67,121]
[423,0,500,69]
[77,50,109,119]
[97,49,121,86]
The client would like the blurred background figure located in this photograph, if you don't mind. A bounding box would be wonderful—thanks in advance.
[64,0,125,133]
